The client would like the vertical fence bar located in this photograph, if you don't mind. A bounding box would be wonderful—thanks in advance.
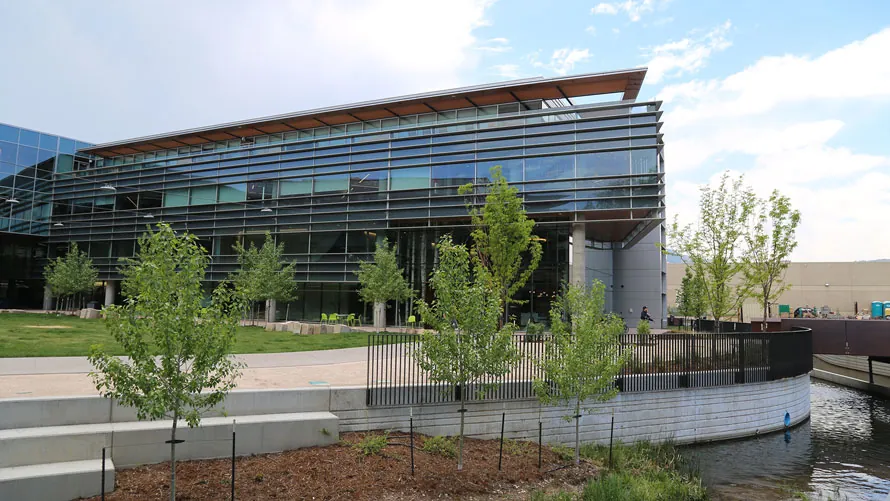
[101,447,106,501]
[498,412,505,471]
[231,420,236,501]
[410,417,415,475]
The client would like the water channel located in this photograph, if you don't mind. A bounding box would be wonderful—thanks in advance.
[684,380,890,500]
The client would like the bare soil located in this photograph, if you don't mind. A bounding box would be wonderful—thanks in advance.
[81,433,598,500]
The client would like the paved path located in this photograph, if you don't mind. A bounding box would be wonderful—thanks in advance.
[0,347,368,375]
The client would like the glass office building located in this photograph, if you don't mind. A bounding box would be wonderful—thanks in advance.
[0,124,93,308]
[7,69,667,323]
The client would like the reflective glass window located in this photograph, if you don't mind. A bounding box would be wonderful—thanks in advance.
[631,149,658,174]
[163,188,189,207]
[190,185,217,205]
[95,195,115,211]
[56,154,74,173]
[309,231,347,255]
[314,174,348,194]
[576,151,630,177]
[576,117,629,130]
[218,183,247,203]
[577,129,629,141]
[477,159,522,183]
[37,149,56,164]
[391,146,430,159]
[279,232,309,254]
[16,146,37,166]
[39,134,58,150]
[18,129,38,147]
[73,197,93,214]
[390,166,430,190]
[279,178,312,196]
[349,170,387,193]
[14,175,35,190]
[631,115,657,124]
[525,155,574,181]
[478,137,523,149]
[432,163,474,187]
[247,180,277,200]
[0,124,18,143]
[0,142,16,163]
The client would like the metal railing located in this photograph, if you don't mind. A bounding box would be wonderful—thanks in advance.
[366,328,813,407]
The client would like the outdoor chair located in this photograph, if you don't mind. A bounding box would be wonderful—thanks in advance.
[320,313,328,324]
[407,315,417,328]
[346,313,357,326]
[329,313,339,324]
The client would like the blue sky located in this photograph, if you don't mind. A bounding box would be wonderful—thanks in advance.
[1,0,889,260]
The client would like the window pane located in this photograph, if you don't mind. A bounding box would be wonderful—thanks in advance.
[0,142,16,164]
[432,163,474,187]
[576,151,630,177]
[390,167,430,190]
[280,178,312,196]
[163,188,189,207]
[0,124,19,143]
[279,232,309,254]
[247,180,277,200]
[314,174,348,194]
[631,149,658,174]
[16,146,37,166]
[56,154,74,173]
[349,170,387,193]
[525,155,573,181]
[309,231,347,255]
[477,159,522,183]
[190,185,217,205]
[95,195,115,211]
[39,134,58,150]
[218,183,247,202]
[18,129,38,147]
[58,138,76,154]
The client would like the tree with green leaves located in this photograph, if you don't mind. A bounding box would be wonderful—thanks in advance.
[43,242,98,311]
[414,235,518,471]
[533,280,629,465]
[676,268,707,329]
[230,233,298,323]
[355,237,414,330]
[88,224,244,501]
[459,166,543,325]
[743,190,801,331]
[662,173,755,332]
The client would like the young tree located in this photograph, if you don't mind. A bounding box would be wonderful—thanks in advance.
[354,237,414,330]
[460,166,543,325]
[676,268,707,329]
[743,191,801,331]
[88,224,244,500]
[414,235,518,470]
[231,233,298,323]
[663,173,755,332]
[43,242,98,311]
[533,280,629,465]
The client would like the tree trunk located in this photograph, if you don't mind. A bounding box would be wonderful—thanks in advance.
[762,298,768,333]
[373,302,386,331]
[458,385,465,471]
[574,399,581,466]
[170,415,178,501]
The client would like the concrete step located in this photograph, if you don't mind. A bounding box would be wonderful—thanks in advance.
[0,459,115,501]
[0,411,339,468]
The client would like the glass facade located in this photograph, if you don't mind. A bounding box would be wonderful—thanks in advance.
[44,98,663,321]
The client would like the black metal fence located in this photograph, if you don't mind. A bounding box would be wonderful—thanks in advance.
[366,328,812,407]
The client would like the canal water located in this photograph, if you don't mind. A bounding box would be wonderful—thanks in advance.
[684,380,890,500]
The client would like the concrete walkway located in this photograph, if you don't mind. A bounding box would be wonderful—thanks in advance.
[0,347,373,399]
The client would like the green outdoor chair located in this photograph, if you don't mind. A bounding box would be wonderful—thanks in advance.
[329,313,339,324]
[346,313,357,327]
[407,315,417,328]
[320,313,328,324]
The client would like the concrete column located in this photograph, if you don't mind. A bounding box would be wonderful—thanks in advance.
[104,280,117,307]
[571,223,587,287]
[266,299,277,323]
[373,302,386,330]
[43,285,53,311]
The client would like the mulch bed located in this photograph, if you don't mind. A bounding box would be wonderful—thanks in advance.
[81,433,598,500]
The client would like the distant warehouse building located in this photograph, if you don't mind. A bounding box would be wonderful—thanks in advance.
[667,262,890,318]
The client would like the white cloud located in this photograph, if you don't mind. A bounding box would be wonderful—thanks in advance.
[530,48,592,76]
[662,27,890,261]
[644,21,731,84]
[591,0,668,22]
[586,25,597,35]
[612,28,621,34]
[476,37,512,53]
[0,0,496,142]
[492,64,521,79]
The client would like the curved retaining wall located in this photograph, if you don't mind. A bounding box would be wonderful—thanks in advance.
[341,374,811,446]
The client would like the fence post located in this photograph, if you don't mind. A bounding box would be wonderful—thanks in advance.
[498,412,505,471]
[538,421,542,469]
[737,333,746,384]
[410,417,415,475]
[231,419,236,501]
[101,446,106,501]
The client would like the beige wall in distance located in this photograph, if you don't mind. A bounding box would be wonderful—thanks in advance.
[667,262,890,317]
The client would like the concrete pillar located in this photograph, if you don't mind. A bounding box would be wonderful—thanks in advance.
[43,285,53,311]
[104,280,117,307]
[373,302,386,330]
[571,223,587,287]
[266,299,277,323]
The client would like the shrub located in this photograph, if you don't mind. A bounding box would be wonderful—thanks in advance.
[637,319,651,336]
[550,443,574,462]
[503,438,534,455]
[352,432,388,456]
[421,435,457,458]
[525,321,545,342]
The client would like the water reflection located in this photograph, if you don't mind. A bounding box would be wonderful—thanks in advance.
[683,381,890,500]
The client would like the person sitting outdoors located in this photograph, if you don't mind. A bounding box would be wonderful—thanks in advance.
[640,306,653,322]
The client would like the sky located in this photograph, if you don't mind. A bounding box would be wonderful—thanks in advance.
[1,0,889,261]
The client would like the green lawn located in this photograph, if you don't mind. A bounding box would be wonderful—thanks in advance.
[0,313,377,358]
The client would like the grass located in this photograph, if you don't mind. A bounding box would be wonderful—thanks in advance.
[532,441,708,501]
[0,312,385,357]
